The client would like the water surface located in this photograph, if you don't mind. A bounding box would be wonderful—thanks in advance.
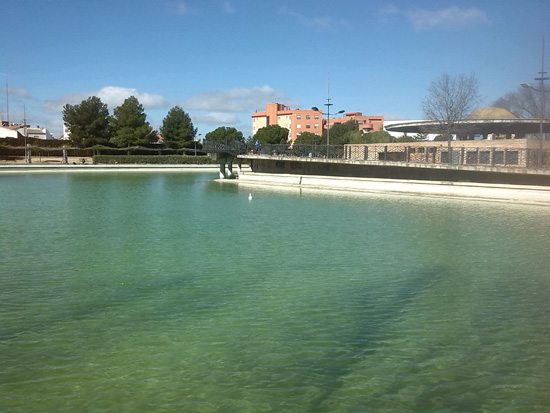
[1,171,549,411]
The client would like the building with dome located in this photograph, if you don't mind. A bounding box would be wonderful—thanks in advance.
[344,107,549,168]
[384,107,548,140]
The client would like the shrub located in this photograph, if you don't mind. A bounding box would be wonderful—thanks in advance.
[92,155,213,165]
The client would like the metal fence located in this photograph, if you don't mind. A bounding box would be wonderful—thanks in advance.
[250,144,345,159]
[246,143,550,169]
[202,139,248,155]
[343,144,550,169]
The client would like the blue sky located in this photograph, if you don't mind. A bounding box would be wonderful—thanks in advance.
[1,0,549,137]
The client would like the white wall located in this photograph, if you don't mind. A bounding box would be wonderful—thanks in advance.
[0,126,19,139]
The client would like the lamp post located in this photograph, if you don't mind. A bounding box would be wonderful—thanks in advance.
[312,75,345,159]
[311,105,345,158]
[194,133,202,156]
[521,37,548,167]
[312,106,346,159]
[23,104,29,164]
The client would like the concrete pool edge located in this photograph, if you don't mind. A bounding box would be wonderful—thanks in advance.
[228,172,550,206]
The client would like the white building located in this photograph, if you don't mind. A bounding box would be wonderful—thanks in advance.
[0,125,22,139]
[21,125,54,140]
[63,124,71,140]
[9,125,54,140]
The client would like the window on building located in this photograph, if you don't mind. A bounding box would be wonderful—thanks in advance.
[314,124,319,129]
[314,115,319,119]
[466,151,478,164]
[297,124,301,128]
[296,115,301,119]
[479,151,491,164]
[306,124,310,129]
[306,115,310,119]
[506,151,519,165]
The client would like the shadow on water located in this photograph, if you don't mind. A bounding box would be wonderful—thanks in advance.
[1,258,286,343]
[0,274,193,342]
[306,265,443,411]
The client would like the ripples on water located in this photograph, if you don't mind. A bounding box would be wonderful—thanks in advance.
[1,172,550,411]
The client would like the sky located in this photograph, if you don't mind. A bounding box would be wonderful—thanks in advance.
[1,0,549,138]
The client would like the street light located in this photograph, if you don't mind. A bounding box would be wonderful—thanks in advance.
[194,133,202,156]
[23,104,29,164]
[311,103,345,158]
[312,75,345,158]
[521,38,549,168]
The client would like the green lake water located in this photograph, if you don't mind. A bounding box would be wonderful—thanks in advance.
[1,171,550,411]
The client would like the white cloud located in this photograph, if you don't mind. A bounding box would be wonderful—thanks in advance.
[379,4,399,15]
[223,0,235,14]
[173,0,188,15]
[96,86,166,108]
[180,85,300,113]
[408,6,488,30]
[180,85,300,134]
[279,6,345,30]
[382,113,412,122]
[8,86,31,98]
[39,84,299,135]
[43,86,167,113]
[192,112,239,125]
[167,0,234,16]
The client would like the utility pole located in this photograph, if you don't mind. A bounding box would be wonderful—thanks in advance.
[24,105,29,164]
[5,74,9,124]
[522,36,549,167]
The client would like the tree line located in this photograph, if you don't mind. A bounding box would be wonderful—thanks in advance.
[252,123,423,146]
[422,72,549,141]
[256,73,549,145]
[63,96,197,148]
[64,73,548,150]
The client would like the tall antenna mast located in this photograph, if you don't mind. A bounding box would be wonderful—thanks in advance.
[24,104,28,163]
[4,74,8,124]
[535,35,546,86]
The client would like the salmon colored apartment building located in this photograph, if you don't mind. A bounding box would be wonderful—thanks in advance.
[252,103,384,142]
[330,112,384,134]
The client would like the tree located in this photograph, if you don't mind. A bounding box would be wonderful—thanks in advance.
[63,96,112,147]
[160,106,197,147]
[394,133,428,142]
[294,131,323,145]
[110,96,152,147]
[254,124,289,144]
[323,120,357,145]
[348,129,392,144]
[245,135,255,147]
[421,73,480,139]
[492,85,550,119]
[205,126,244,143]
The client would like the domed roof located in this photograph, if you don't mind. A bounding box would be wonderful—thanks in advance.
[467,107,517,119]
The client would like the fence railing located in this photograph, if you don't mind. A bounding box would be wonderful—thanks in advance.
[202,139,248,155]
[249,144,345,159]
[246,144,550,169]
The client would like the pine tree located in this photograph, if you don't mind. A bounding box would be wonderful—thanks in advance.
[160,106,197,148]
[63,96,112,147]
[111,96,152,147]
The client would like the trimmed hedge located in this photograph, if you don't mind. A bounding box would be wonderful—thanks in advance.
[92,155,213,165]
[0,137,72,148]
[0,146,92,158]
